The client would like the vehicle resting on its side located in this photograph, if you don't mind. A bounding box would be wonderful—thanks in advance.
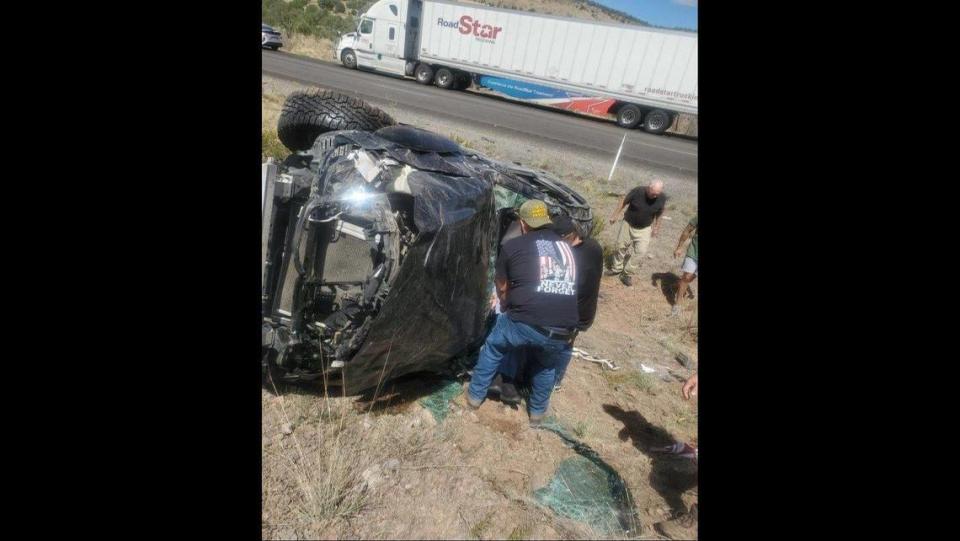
[262,89,593,394]
[262,23,283,50]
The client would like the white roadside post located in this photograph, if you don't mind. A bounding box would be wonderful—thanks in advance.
[607,134,627,183]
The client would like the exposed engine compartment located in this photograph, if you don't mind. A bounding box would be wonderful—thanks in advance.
[263,125,592,393]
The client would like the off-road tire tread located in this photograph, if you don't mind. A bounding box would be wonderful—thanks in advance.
[278,89,396,151]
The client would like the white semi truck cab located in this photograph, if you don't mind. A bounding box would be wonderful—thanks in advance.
[336,0,422,77]
[335,0,698,134]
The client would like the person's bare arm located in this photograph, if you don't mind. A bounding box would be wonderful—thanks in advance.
[652,211,664,238]
[673,223,695,258]
[495,276,509,306]
[608,195,627,224]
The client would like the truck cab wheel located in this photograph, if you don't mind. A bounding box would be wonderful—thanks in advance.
[643,109,673,134]
[415,64,434,85]
[341,49,357,69]
[616,104,643,129]
[435,68,455,89]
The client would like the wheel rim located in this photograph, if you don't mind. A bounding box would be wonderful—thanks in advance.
[439,73,450,86]
[621,109,638,125]
[648,113,666,130]
[346,52,355,66]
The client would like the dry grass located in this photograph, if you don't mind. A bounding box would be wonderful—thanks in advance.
[262,376,368,536]
[603,369,657,396]
[262,367,455,539]
[261,91,289,162]
[282,33,338,62]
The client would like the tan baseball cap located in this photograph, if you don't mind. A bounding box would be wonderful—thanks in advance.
[518,199,552,229]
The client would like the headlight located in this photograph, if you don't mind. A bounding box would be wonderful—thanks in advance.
[341,189,375,204]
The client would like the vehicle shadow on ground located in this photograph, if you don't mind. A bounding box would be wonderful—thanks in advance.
[602,404,697,516]
[266,371,465,416]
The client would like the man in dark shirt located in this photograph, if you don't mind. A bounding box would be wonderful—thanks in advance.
[466,199,579,426]
[608,180,666,286]
[549,214,603,390]
[494,214,604,394]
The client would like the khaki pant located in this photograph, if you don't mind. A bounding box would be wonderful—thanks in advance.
[610,222,652,276]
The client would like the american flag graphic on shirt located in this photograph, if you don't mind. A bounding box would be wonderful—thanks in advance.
[535,239,576,295]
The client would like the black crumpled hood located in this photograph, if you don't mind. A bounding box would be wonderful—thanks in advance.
[308,129,498,393]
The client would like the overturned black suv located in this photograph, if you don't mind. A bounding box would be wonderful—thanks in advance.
[262,90,593,394]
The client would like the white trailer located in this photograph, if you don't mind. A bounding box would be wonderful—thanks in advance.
[335,0,697,134]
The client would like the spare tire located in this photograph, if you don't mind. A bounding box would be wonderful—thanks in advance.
[277,89,396,151]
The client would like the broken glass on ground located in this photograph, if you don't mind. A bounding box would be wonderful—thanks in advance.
[418,379,464,423]
[534,416,642,536]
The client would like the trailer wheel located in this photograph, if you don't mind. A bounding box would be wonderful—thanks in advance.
[643,109,673,134]
[341,49,357,69]
[415,64,434,85]
[616,104,643,129]
[277,89,396,151]
[454,72,471,90]
[435,68,456,89]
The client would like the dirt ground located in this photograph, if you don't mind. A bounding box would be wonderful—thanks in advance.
[261,76,698,540]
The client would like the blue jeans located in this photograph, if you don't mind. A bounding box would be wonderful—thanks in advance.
[499,342,573,386]
[468,314,573,416]
[554,351,572,386]
[497,348,525,380]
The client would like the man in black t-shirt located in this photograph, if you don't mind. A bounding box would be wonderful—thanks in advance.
[495,215,604,394]
[466,199,579,426]
[608,180,667,286]
[549,215,603,390]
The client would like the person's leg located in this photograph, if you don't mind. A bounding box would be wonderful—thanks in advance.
[553,340,574,390]
[468,315,522,404]
[527,359,557,422]
[676,273,694,304]
[528,341,571,420]
[499,346,526,405]
[610,222,632,275]
[672,257,698,315]
[625,225,652,275]
[497,348,520,380]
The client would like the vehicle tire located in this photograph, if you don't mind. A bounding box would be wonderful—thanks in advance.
[454,72,471,90]
[616,104,643,129]
[341,49,357,69]
[277,89,396,151]
[643,109,673,134]
[415,63,434,85]
[435,68,455,89]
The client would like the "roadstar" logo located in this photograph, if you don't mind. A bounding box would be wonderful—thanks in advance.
[437,16,503,41]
